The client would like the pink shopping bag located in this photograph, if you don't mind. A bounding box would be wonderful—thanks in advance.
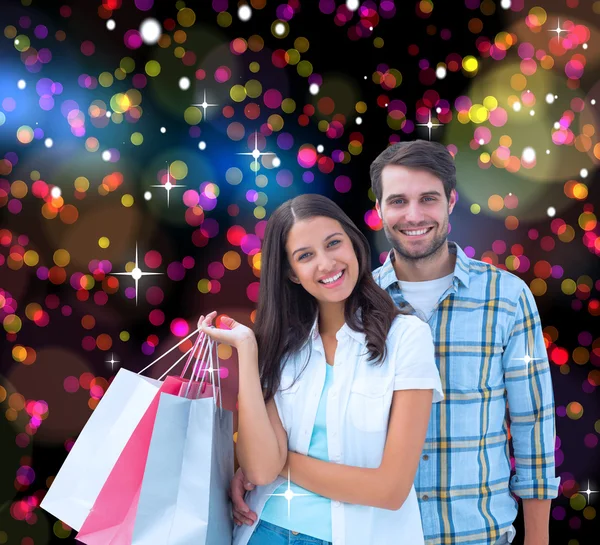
[75,375,184,545]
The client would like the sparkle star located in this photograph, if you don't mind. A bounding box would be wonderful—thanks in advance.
[237,131,275,173]
[416,110,443,140]
[512,352,544,366]
[106,353,120,371]
[512,352,544,365]
[151,162,185,207]
[583,480,598,503]
[112,243,163,305]
[195,360,222,386]
[267,467,312,518]
[548,19,565,39]
[191,89,218,120]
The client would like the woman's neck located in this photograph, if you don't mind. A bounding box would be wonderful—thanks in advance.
[317,300,346,337]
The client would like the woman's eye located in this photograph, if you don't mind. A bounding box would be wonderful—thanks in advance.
[328,240,340,247]
[298,252,310,261]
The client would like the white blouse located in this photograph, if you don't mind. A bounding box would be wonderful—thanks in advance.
[234,314,443,545]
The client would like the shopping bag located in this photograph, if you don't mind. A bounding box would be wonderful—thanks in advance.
[75,332,209,545]
[75,375,185,545]
[40,369,163,531]
[132,338,234,545]
[40,328,201,532]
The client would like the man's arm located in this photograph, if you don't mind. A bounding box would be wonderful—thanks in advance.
[503,285,560,545]
[522,499,551,545]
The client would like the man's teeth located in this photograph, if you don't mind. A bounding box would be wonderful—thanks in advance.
[401,228,431,236]
[321,271,343,284]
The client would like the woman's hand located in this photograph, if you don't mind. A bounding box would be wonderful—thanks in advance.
[198,311,257,351]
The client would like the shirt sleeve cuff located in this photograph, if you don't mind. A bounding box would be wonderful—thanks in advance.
[393,377,444,403]
[509,475,561,499]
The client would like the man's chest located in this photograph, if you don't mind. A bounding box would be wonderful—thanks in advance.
[423,296,513,392]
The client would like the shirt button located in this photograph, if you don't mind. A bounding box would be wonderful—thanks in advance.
[422,494,429,501]
[422,454,429,461]
[333,501,341,507]
[291,531,299,535]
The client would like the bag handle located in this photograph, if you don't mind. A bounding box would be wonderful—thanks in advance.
[213,341,223,412]
[179,331,206,379]
[137,327,200,376]
[189,332,223,411]
[183,333,212,398]
[197,338,223,411]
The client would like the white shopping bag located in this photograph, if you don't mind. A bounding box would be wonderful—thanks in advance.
[41,330,201,531]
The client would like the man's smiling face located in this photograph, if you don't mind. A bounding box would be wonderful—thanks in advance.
[376,165,456,261]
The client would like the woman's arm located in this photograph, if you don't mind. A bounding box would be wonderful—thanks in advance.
[199,313,288,486]
[280,388,433,510]
[236,341,288,485]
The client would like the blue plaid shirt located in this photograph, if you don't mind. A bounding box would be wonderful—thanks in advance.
[373,242,559,545]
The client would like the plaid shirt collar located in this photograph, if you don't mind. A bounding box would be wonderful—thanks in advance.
[375,241,471,291]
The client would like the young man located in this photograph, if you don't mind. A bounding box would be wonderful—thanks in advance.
[230,140,559,545]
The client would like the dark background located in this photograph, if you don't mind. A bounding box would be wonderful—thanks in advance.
[1,0,599,543]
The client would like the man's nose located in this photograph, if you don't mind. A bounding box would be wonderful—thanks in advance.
[404,202,424,223]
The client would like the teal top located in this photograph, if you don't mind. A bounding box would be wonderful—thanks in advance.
[261,363,334,541]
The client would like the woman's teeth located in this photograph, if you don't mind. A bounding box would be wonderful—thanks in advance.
[320,270,344,284]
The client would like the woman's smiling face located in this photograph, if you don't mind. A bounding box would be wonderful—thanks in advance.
[285,216,359,305]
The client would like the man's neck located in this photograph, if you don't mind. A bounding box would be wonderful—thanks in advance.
[392,243,456,282]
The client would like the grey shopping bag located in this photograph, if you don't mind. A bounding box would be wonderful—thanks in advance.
[132,338,234,545]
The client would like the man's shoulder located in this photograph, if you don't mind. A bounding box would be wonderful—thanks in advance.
[463,256,528,297]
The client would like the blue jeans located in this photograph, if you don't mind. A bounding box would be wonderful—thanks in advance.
[247,520,510,545]
[247,520,333,545]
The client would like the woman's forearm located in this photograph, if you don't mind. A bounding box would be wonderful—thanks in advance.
[280,452,411,510]
[235,341,284,485]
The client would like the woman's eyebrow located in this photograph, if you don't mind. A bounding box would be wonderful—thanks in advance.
[292,232,343,257]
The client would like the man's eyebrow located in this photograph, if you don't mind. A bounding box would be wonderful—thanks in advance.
[386,190,442,202]
[292,232,343,257]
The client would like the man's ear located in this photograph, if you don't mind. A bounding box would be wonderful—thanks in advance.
[448,189,457,215]
[375,200,382,219]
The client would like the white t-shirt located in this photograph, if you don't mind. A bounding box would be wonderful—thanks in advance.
[233,314,443,545]
[397,272,454,321]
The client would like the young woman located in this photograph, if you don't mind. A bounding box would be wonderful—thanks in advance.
[199,194,442,545]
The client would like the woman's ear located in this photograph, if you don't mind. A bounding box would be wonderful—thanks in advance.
[289,274,301,284]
